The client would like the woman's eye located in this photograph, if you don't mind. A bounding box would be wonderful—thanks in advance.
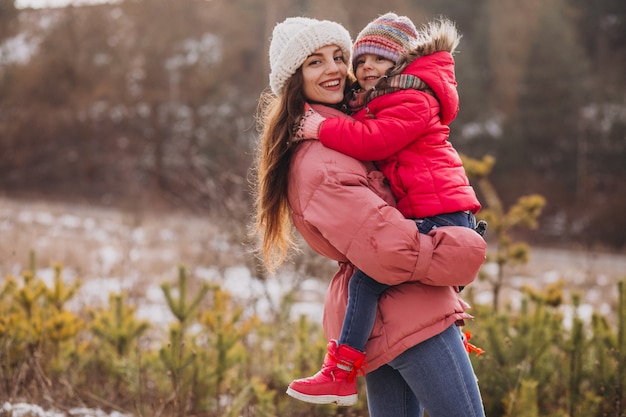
[334,55,345,63]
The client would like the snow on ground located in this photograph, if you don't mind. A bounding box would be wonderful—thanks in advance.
[2,195,625,326]
[1,196,625,415]
[0,196,330,416]
[2,402,131,417]
[0,196,328,325]
[15,0,118,9]
[474,245,625,326]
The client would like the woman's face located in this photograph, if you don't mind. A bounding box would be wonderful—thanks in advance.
[301,44,348,105]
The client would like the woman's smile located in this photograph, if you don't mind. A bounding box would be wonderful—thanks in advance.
[302,45,348,104]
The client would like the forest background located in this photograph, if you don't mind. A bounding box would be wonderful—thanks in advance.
[1,0,625,250]
[1,0,626,416]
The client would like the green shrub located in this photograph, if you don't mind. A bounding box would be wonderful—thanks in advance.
[466,280,626,417]
[1,255,624,417]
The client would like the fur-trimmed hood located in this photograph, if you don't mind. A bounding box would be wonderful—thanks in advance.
[402,50,459,125]
[391,18,461,74]
[413,17,461,57]
[366,18,461,124]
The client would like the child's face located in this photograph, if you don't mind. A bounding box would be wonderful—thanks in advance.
[354,54,395,91]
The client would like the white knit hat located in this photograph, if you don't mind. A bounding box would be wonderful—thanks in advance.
[269,17,352,96]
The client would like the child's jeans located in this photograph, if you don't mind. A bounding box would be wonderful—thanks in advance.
[338,211,476,351]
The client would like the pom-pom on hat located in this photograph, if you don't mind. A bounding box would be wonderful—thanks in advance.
[352,12,418,71]
[269,17,352,96]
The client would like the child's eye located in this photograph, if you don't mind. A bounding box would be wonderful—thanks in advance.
[356,58,365,66]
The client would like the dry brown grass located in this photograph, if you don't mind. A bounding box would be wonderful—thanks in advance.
[0,196,252,299]
[1,195,625,320]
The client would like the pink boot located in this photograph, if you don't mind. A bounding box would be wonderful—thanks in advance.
[286,340,367,406]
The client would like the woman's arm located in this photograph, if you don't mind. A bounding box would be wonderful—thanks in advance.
[290,141,486,287]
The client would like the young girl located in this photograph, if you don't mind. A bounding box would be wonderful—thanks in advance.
[287,13,484,406]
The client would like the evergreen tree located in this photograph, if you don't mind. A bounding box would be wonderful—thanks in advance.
[502,0,592,198]
[0,0,17,40]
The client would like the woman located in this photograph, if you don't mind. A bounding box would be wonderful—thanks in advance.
[253,16,487,417]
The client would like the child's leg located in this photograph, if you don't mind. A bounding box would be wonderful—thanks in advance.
[336,210,475,352]
[287,271,381,405]
[338,269,389,352]
[415,211,477,293]
[415,210,475,233]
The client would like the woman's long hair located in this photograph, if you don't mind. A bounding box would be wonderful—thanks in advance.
[252,64,353,273]
[252,70,306,273]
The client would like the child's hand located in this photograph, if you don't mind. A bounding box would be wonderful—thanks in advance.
[293,103,326,141]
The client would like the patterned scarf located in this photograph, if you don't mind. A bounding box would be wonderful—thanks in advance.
[347,74,432,114]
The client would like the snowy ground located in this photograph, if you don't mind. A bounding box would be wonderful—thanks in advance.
[478,247,623,326]
[0,196,327,417]
[1,196,625,416]
[0,196,327,323]
[2,195,624,323]
[2,402,131,417]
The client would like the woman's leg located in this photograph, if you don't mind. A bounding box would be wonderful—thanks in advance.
[365,364,424,417]
[387,325,486,417]
[338,269,389,352]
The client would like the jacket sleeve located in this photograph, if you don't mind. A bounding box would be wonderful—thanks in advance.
[298,156,486,287]
[318,90,431,161]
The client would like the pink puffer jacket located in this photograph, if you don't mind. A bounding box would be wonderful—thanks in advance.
[288,135,486,372]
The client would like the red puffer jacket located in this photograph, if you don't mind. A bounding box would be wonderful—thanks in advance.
[288,112,487,370]
[318,51,481,219]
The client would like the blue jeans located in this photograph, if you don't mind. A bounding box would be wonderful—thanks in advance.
[366,325,485,417]
[338,211,476,351]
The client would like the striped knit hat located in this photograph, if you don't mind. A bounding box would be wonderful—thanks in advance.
[352,12,418,72]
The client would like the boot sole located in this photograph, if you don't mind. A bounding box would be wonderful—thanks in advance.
[286,387,357,406]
